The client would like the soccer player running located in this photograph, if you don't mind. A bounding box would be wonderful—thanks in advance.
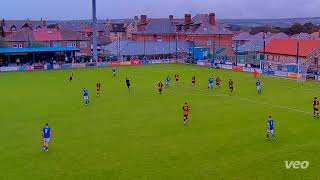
[175,74,180,83]
[42,123,51,152]
[83,88,90,106]
[69,72,74,82]
[313,97,319,118]
[266,115,276,142]
[158,81,164,94]
[256,79,262,94]
[216,77,221,88]
[229,79,234,92]
[208,76,214,90]
[165,76,171,87]
[112,67,116,77]
[182,102,190,125]
[126,77,131,90]
[192,75,196,86]
[253,69,259,78]
[96,82,102,96]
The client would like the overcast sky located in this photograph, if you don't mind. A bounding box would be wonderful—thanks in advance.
[1,0,319,20]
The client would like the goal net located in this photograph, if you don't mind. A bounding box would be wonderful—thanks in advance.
[260,60,307,82]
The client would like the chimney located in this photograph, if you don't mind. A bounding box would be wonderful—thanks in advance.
[134,16,139,21]
[184,14,192,24]
[169,15,174,21]
[1,18,5,26]
[55,23,60,31]
[209,13,216,26]
[40,18,46,27]
[140,15,147,23]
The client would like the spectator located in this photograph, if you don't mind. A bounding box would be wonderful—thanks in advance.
[16,58,20,66]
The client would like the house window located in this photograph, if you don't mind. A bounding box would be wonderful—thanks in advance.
[53,43,61,47]
[157,36,162,42]
[11,26,17,32]
[207,40,213,46]
[12,44,18,48]
[67,43,73,47]
[80,42,87,48]
[18,44,23,48]
[72,43,77,47]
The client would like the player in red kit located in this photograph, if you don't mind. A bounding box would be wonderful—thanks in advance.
[254,69,259,78]
[182,102,190,124]
[192,75,196,86]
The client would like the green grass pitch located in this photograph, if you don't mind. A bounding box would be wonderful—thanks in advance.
[0,64,319,180]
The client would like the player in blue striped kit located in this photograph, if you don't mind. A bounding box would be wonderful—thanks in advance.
[83,88,90,106]
[165,76,171,87]
[208,76,214,90]
[256,79,262,94]
[42,123,51,152]
[266,116,276,142]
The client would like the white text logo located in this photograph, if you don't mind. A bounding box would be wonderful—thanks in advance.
[284,161,309,169]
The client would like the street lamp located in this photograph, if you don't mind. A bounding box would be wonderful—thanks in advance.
[92,0,98,62]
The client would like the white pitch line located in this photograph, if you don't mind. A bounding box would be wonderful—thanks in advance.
[154,81,312,115]
[186,85,312,115]
[121,66,313,115]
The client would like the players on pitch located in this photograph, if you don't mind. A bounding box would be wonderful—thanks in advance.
[56,68,320,153]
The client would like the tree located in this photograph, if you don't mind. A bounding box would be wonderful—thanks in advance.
[303,22,318,34]
[287,23,303,35]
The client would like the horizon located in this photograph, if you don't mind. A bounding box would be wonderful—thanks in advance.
[1,0,320,20]
[2,16,320,21]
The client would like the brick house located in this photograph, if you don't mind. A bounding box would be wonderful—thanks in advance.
[0,18,46,37]
[258,39,320,72]
[131,13,234,56]
[56,20,107,38]
[5,25,91,56]
[233,31,251,49]
[106,21,127,41]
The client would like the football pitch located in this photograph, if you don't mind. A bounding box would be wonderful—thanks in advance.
[0,64,319,180]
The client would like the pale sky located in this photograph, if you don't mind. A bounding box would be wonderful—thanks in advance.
[1,0,319,20]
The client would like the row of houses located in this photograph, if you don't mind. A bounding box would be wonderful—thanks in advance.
[1,14,320,72]
[1,13,235,59]
[233,31,320,54]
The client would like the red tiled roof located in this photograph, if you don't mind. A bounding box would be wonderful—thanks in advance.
[311,32,320,39]
[259,39,320,57]
[33,28,62,41]
[5,27,35,41]
[5,26,89,42]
